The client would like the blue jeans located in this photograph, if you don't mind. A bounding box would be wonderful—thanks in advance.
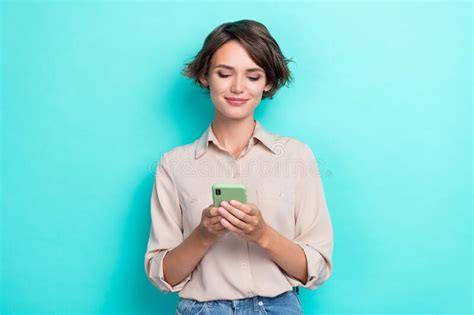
[176,290,303,314]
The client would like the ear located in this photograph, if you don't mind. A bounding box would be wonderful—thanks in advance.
[263,82,273,92]
[199,75,209,87]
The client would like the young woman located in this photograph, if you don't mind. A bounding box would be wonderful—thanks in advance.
[145,19,334,315]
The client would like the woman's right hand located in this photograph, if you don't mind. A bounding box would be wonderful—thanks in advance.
[198,203,228,245]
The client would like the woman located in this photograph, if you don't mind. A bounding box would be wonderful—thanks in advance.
[144,19,334,315]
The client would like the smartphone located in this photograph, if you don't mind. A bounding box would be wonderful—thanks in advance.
[212,183,247,207]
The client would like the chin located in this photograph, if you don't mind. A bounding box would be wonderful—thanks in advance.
[217,107,252,120]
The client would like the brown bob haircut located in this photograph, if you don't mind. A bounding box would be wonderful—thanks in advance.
[182,19,294,100]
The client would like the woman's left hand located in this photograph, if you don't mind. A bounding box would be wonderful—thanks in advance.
[217,200,268,244]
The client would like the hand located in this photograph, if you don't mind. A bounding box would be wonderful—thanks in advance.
[197,204,229,245]
[217,200,269,244]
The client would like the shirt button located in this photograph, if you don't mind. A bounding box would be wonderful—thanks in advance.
[258,301,263,306]
[242,263,246,268]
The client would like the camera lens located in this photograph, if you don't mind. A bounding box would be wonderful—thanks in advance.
[216,189,221,195]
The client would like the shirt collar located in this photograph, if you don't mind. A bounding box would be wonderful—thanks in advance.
[195,119,278,159]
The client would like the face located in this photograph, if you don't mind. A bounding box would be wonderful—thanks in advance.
[199,40,272,120]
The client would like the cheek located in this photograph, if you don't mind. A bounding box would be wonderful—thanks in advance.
[209,84,229,99]
[208,76,229,92]
[248,81,267,95]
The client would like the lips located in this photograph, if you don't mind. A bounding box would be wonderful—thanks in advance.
[225,97,249,106]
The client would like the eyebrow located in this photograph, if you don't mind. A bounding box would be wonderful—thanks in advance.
[214,64,264,73]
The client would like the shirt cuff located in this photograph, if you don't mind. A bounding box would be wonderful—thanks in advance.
[285,242,327,290]
[148,248,192,292]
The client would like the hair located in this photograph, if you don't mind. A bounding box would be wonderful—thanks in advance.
[182,19,294,100]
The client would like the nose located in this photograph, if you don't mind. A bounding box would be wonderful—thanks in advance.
[230,75,244,94]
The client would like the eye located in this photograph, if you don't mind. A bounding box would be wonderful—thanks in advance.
[217,72,261,81]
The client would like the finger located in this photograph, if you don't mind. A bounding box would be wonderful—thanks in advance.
[203,208,214,218]
[218,206,247,230]
[204,206,217,218]
[208,215,222,224]
[220,201,252,223]
[208,206,221,217]
[213,222,227,231]
[229,200,254,214]
[209,218,226,231]
[220,218,243,233]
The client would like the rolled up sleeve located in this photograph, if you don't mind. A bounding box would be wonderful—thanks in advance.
[286,144,334,290]
[144,153,191,292]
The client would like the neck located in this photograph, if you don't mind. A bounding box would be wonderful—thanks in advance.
[211,113,256,155]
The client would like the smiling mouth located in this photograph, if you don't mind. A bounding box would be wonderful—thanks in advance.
[225,97,249,106]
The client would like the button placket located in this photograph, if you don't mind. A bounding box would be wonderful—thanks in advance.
[232,160,240,178]
[244,241,255,295]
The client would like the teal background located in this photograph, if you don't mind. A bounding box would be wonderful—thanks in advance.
[1,1,472,314]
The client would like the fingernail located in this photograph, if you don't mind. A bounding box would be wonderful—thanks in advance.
[221,201,228,206]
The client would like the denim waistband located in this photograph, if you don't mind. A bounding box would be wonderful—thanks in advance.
[210,290,295,308]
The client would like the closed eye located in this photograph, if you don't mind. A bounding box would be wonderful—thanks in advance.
[217,73,260,81]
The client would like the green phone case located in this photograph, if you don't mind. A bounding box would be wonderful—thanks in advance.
[212,183,247,207]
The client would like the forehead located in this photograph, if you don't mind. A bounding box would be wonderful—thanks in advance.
[210,40,263,72]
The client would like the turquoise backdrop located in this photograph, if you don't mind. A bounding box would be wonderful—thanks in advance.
[1,1,472,314]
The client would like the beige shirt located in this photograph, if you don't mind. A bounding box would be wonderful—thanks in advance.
[144,119,334,302]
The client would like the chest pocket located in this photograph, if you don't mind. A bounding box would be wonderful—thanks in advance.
[256,184,296,239]
[178,190,211,236]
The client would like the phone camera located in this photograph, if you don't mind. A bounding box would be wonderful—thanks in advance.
[215,189,221,195]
